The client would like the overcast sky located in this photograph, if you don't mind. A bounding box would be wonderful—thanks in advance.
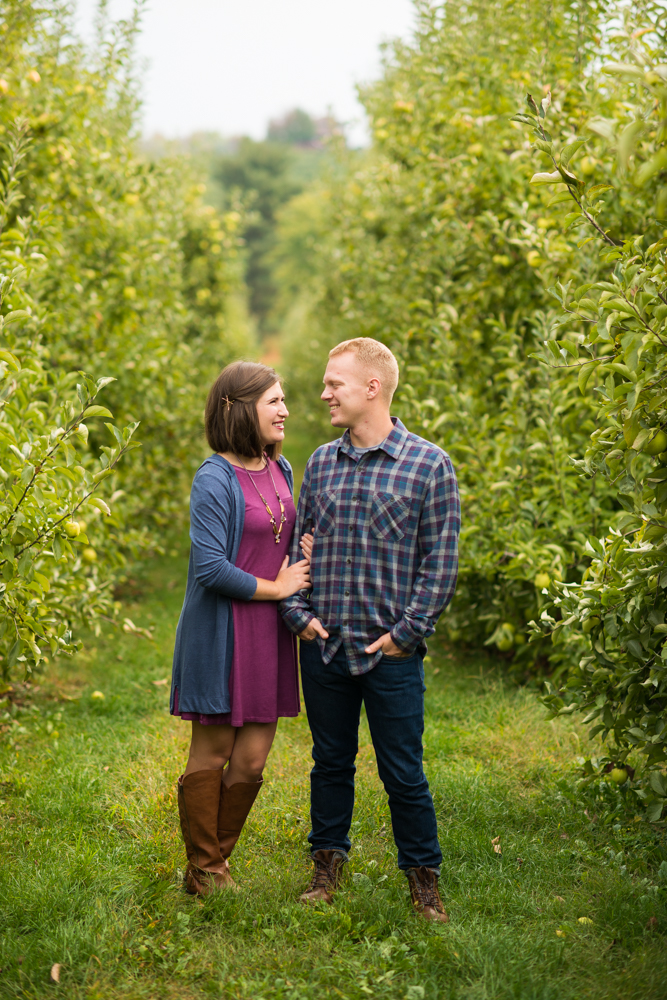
[74,0,417,145]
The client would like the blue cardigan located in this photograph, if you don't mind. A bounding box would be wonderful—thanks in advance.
[170,452,294,715]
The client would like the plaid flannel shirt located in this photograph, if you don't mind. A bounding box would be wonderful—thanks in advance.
[279,418,460,675]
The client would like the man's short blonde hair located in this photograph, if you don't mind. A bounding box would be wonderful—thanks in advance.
[328,337,399,402]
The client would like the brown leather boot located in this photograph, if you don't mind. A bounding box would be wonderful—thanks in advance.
[217,778,263,865]
[406,867,449,922]
[177,771,234,895]
[299,850,347,905]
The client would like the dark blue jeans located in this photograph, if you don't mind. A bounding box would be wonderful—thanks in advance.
[299,640,442,871]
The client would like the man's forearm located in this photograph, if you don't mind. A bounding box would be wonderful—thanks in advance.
[390,608,436,651]
[279,593,315,635]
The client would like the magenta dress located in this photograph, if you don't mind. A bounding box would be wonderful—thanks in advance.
[174,460,299,727]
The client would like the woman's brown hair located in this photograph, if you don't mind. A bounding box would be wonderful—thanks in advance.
[205,361,284,460]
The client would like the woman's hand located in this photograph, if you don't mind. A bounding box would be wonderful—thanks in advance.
[252,556,311,601]
[275,555,311,599]
[300,532,314,561]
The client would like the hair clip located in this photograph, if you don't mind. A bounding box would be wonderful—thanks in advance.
[221,395,235,412]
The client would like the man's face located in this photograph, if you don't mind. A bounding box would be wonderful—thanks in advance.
[321,352,371,429]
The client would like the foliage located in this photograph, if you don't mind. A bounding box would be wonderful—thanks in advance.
[0,123,140,679]
[215,138,309,329]
[514,3,667,820]
[285,0,624,676]
[267,108,317,146]
[0,0,252,678]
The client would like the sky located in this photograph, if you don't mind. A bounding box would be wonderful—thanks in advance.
[74,0,417,145]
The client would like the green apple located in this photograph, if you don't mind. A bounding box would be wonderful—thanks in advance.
[82,547,97,564]
[608,767,628,785]
[644,430,667,456]
[64,521,80,538]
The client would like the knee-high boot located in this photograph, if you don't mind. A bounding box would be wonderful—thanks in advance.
[217,778,263,867]
[177,770,235,895]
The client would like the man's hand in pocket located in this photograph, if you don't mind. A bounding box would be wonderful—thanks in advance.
[365,632,411,657]
[299,618,330,642]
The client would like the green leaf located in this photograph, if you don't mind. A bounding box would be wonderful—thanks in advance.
[530,170,562,185]
[104,422,124,446]
[560,138,587,167]
[636,149,667,187]
[85,497,111,516]
[646,800,665,822]
[649,771,667,797]
[7,638,22,669]
[618,120,645,170]
[83,405,113,419]
[578,362,598,394]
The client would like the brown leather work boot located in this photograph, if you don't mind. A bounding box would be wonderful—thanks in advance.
[299,849,347,905]
[217,778,263,866]
[177,770,234,895]
[406,867,449,922]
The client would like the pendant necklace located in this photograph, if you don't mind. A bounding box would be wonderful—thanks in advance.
[234,452,286,544]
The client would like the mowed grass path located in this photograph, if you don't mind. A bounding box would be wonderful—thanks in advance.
[1,551,666,1000]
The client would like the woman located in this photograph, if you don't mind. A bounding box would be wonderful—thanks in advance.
[170,360,312,895]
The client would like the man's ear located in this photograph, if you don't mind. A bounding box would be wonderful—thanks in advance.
[367,377,382,399]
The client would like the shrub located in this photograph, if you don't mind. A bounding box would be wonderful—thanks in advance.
[515,3,667,820]
[0,1,252,679]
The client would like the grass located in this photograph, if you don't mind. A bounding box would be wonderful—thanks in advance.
[0,549,666,1000]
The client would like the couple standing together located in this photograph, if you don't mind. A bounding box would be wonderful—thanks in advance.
[170,337,460,922]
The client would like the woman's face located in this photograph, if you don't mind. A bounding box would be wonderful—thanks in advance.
[256,381,288,448]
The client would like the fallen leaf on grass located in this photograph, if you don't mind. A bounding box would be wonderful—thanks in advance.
[50,964,60,983]
[578,917,593,925]
[555,929,565,937]
[90,691,105,700]
[554,895,565,902]
[560,833,569,839]
[103,766,109,772]
[491,836,502,855]
[152,678,169,686]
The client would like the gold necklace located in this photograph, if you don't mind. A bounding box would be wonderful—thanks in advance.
[234,453,286,544]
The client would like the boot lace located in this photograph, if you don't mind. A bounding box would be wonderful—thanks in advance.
[307,858,339,892]
[411,871,443,911]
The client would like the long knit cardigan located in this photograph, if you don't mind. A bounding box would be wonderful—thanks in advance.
[170,452,294,715]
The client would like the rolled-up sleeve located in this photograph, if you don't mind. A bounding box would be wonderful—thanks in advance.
[190,473,257,600]
[279,459,315,633]
[390,455,460,651]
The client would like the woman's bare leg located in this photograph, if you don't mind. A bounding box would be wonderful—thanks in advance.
[184,720,277,781]
[224,722,277,785]
[184,722,236,776]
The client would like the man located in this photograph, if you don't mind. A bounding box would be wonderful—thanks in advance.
[280,337,460,922]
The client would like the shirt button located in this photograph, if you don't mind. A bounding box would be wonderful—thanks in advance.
[344,590,349,596]
[348,526,353,532]
[346,558,351,564]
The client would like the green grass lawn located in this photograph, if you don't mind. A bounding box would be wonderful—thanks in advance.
[1,550,666,1000]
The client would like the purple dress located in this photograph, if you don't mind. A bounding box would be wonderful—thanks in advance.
[174,460,299,727]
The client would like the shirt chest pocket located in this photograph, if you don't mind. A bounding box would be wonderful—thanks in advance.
[314,491,336,537]
[370,492,410,542]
